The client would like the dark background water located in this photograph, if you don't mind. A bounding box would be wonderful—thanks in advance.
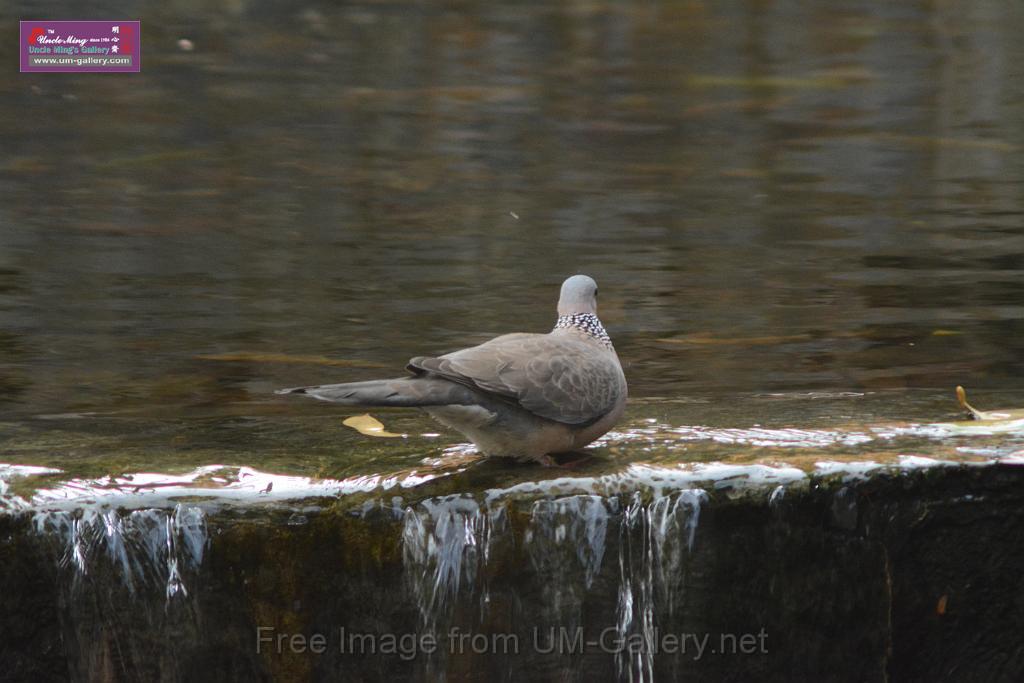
[2,0,1024,479]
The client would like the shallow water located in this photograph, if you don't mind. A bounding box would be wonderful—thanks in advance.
[3,0,1024,499]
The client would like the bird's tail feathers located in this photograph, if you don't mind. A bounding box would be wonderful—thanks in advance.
[276,377,473,407]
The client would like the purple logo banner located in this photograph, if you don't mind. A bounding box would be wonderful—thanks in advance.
[20,20,140,73]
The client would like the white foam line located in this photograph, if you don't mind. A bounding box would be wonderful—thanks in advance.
[23,465,439,511]
[485,462,808,504]
[0,464,63,479]
[814,461,884,481]
[5,449,1024,514]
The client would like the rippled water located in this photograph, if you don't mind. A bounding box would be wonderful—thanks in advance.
[3,0,1024,496]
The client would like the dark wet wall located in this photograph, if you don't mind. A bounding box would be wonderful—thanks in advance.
[3,465,1024,682]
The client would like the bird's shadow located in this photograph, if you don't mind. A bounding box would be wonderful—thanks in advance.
[418,449,608,495]
[432,448,601,470]
[542,451,602,469]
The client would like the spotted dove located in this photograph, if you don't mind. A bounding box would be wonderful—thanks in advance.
[277,275,627,464]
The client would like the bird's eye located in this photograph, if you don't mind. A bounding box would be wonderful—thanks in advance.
[594,289,599,297]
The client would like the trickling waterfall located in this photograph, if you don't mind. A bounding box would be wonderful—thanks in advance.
[398,487,710,681]
[401,495,509,633]
[399,495,509,681]
[33,504,208,601]
[23,504,210,680]
[615,489,707,683]
[525,495,615,628]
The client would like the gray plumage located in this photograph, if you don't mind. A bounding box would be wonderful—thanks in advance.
[277,274,627,464]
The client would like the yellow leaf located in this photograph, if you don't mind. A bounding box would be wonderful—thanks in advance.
[955,386,1024,421]
[343,414,404,438]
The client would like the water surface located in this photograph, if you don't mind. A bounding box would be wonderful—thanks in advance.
[2,0,1024,498]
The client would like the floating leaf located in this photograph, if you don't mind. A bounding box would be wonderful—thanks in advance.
[195,352,386,368]
[955,386,1024,421]
[343,414,404,438]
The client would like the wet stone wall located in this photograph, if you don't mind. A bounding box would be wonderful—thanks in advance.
[3,464,1024,682]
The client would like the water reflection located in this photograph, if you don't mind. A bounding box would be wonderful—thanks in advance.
[1,0,1023,481]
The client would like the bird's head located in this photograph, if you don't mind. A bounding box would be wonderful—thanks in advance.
[557,274,599,316]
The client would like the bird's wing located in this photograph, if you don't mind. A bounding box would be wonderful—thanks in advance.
[407,333,624,426]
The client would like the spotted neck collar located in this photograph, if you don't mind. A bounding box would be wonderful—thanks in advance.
[554,313,613,348]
